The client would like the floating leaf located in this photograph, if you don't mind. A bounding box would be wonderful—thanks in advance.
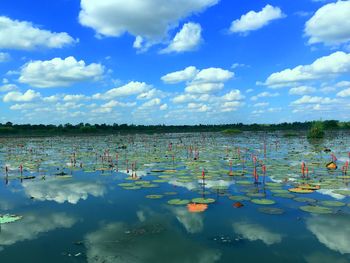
[258,207,284,215]
[167,199,190,205]
[191,197,216,204]
[145,195,163,199]
[300,205,332,214]
[229,195,250,201]
[251,199,276,205]
[320,200,345,207]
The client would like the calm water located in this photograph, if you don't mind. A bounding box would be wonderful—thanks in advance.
[1,132,350,263]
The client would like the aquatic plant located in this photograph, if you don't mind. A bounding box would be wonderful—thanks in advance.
[307,121,325,139]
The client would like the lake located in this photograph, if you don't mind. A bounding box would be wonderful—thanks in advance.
[1,132,350,263]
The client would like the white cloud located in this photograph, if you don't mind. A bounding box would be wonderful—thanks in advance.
[0,52,10,62]
[42,95,60,102]
[289,86,316,95]
[307,214,350,254]
[63,94,88,102]
[230,5,285,34]
[79,0,218,48]
[0,212,76,246]
[19,56,104,88]
[161,66,199,84]
[264,51,350,87]
[185,83,224,93]
[161,22,202,53]
[291,95,338,105]
[160,103,168,110]
[193,67,234,83]
[337,88,350,97]
[0,84,17,92]
[23,177,106,204]
[254,102,269,107]
[221,89,244,100]
[233,222,282,245]
[141,98,161,108]
[93,81,151,100]
[171,207,203,234]
[251,91,279,101]
[163,66,234,94]
[3,89,40,102]
[305,1,350,46]
[136,88,166,100]
[0,16,75,50]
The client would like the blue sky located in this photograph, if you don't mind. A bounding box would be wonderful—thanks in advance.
[0,0,350,125]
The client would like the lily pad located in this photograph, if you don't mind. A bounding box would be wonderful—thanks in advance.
[258,207,284,215]
[167,199,190,205]
[145,195,163,199]
[300,205,332,214]
[320,200,345,207]
[229,195,250,201]
[191,197,216,204]
[251,199,276,205]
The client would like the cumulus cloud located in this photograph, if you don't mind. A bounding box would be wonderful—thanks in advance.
[79,0,218,48]
[23,177,106,204]
[0,84,17,92]
[337,88,350,97]
[160,22,202,53]
[305,1,350,46]
[306,214,350,254]
[230,5,285,34]
[3,89,40,102]
[19,56,104,88]
[171,207,203,234]
[289,86,316,95]
[93,81,151,100]
[0,212,76,246]
[251,91,279,101]
[0,52,10,62]
[161,66,199,84]
[0,16,75,50]
[264,51,350,87]
[162,66,234,94]
[291,95,338,105]
[233,222,282,245]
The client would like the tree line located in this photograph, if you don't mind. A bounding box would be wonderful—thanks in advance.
[0,120,348,136]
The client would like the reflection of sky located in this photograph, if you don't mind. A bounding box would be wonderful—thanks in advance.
[85,219,220,263]
[22,177,106,204]
[233,222,282,245]
[306,214,350,254]
[168,178,234,191]
[171,207,203,234]
[317,189,347,200]
[304,252,349,263]
[0,212,77,246]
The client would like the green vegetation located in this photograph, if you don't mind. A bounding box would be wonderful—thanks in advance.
[307,121,325,139]
[221,129,242,134]
[0,120,349,136]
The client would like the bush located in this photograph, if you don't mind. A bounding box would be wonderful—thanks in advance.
[222,129,242,134]
[307,121,325,139]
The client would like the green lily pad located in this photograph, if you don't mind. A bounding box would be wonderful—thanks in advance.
[320,200,346,207]
[191,197,216,204]
[167,199,190,205]
[145,194,163,199]
[300,205,332,214]
[294,197,317,203]
[258,207,284,215]
[229,195,250,201]
[251,199,276,205]
[332,190,350,196]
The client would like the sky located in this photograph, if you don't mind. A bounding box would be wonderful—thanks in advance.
[0,0,350,125]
